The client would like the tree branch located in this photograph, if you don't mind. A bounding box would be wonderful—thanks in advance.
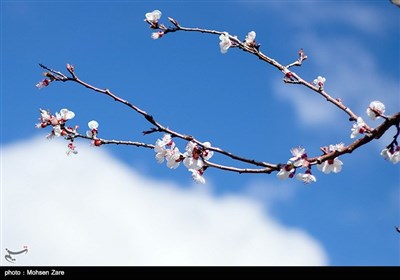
[34,11,399,183]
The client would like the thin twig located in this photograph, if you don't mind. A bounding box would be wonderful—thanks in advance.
[173,25,362,123]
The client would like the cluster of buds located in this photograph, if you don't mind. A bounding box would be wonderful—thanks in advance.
[36,107,103,155]
[36,108,75,136]
[282,49,308,82]
[298,48,308,64]
[219,30,259,54]
[154,134,214,184]
[277,147,317,184]
[277,144,345,184]
[144,10,167,40]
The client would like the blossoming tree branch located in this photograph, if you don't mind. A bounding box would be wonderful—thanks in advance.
[35,10,400,184]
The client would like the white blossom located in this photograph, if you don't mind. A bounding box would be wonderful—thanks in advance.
[183,157,203,170]
[202,142,214,161]
[289,147,307,167]
[317,143,344,174]
[329,143,345,152]
[185,141,196,153]
[145,10,162,23]
[151,31,164,40]
[36,79,50,89]
[183,141,207,170]
[313,76,326,90]
[86,120,99,138]
[154,134,182,168]
[36,109,52,128]
[156,134,172,148]
[189,169,206,184]
[366,101,385,120]
[350,117,366,139]
[66,142,78,156]
[155,146,167,164]
[380,147,400,164]
[277,164,295,180]
[391,150,400,164]
[317,158,343,174]
[39,109,51,122]
[154,134,173,164]
[183,142,200,169]
[52,125,62,137]
[165,146,181,169]
[219,32,232,54]
[244,31,256,45]
[56,108,75,122]
[296,171,317,184]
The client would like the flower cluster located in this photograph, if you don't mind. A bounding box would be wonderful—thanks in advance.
[144,10,167,40]
[277,147,317,184]
[154,134,214,184]
[349,101,387,139]
[154,134,181,169]
[278,144,346,183]
[144,10,169,40]
[36,108,78,155]
[366,101,385,120]
[219,32,232,54]
[348,100,399,165]
[36,108,75,136]
[36,108,105,154]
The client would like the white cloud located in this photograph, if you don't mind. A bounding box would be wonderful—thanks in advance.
[266,2,389,35]
[273,82,340,126]
[1,137,328,266]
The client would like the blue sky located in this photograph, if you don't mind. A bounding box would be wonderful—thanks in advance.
[1,0,399,266]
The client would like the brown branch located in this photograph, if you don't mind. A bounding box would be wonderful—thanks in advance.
[39,62,399,178]
[62,128,273,174]
[40,63,276,169]
[203,159,275,174]
[308,112,400,164]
